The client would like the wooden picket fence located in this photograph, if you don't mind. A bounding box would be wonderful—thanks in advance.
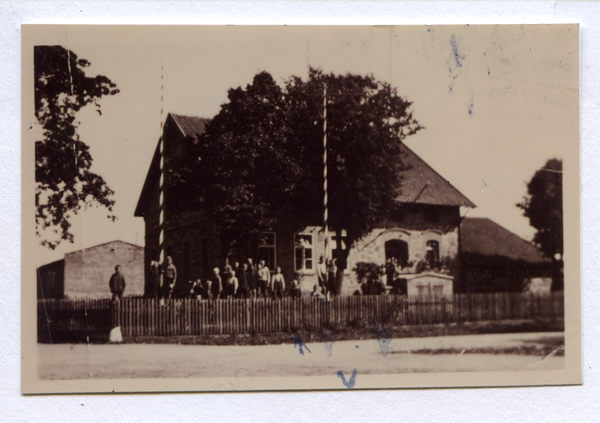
[37,292,563,341]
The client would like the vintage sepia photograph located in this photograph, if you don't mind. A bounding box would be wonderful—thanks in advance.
[22,24,581,393]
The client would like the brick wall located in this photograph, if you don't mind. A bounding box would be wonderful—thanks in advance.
[64,241,144,298]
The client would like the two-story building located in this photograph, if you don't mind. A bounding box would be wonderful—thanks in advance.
[134,113,477,296]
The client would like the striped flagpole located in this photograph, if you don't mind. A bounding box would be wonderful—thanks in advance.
[323,84,330,263]
[159,65,165,265]
[159,65,166,302]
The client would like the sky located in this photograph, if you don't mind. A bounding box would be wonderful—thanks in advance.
[23,25,578,269]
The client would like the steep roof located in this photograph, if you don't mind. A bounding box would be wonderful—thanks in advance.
[460,217,550,264]
[134,113,211,217]
[396,144,476,208]
[170,113,211,139]
[135,113,476,215]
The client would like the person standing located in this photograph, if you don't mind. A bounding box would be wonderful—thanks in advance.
[317,256,328,295]
[232,260,240,280]
[327,258,338,296]
[211,267,222,300]
[163,256,177,300]
[223,258,233,282]
[202,278,213,300]
[257,260,270,298]
[246,258,256,298]
[109,265,126,302]
[146,261,161,299]
[237,263,250,299]
[272,267,285,299]
[224,270,238,298]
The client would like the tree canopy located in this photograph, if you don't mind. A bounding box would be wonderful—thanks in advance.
[171,68,422,260]
[517,158,563,290]
[34,45,119,249]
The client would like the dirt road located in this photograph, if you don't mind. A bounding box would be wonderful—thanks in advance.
[38,332,564,380]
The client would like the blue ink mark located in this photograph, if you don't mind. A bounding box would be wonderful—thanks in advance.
[291,335,311,355]
[450,34,466,68]
[355,345,359,348]
[320,329,338,357]
[453,75,458,80]
[468,96,474,116]
[324,342,334,356]
[337,369,358,388]
[375,326,393,357]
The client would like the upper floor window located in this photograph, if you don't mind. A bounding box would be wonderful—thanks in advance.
[294,234,314,272]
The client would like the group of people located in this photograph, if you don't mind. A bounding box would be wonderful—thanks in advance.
[144,256,178,300]
[145,257,304,301]
[316,256,342,297]
[193,258,303,300]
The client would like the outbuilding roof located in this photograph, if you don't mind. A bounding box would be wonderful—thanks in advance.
[460,217,550,264]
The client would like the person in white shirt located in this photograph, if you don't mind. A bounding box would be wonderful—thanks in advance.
[224,270,238,298]
[257,260,270,298]
[272,266,285,298]
[317,256,328,295]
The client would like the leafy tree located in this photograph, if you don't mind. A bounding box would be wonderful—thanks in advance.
[517,159,563,291]
[34,46,119,249]
[173,68,422,272]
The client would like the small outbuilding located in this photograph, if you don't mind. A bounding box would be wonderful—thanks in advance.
[458,217,552,293]
[37,240,145,299]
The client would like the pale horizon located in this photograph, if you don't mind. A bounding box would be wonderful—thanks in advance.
[24,25,576,269]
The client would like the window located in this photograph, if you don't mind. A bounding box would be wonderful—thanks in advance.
[433,285,443,298]
[426,240,440,268]
[416,285,430,297]
[257,232,276,270]
[295,234,314,272]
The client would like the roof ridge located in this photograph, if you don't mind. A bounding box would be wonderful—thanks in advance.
[402,143,476,208]
[65,240,144,255]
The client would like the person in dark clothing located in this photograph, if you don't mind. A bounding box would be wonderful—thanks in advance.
[146,261,161,298]
[223,258,232,281]
[189,279,205,299]
[202,278,213,300]
[109,265,126,302]
[237,263,250,299]
[272,267,285,299]
[327,259,338,296]
[246,258,256,297]
[289,279,302,298]
[224,270,238,298]
[163,256,177,300]
[211,267,222,299]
